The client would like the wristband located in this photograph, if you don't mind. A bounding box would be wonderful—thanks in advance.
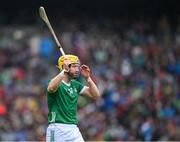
[59,69,65,77]
[86,77,91,82]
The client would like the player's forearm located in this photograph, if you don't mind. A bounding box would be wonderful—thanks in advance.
[47,70,65,93]
[86,77,100,100]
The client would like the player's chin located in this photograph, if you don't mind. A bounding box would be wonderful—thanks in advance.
[72,73,79,79]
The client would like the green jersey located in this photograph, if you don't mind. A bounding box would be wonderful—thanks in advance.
[47,79,85,124]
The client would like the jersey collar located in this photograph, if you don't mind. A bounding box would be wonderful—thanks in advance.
[62,80,71,86]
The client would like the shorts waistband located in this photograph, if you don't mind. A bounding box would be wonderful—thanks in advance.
[49,123,77,128]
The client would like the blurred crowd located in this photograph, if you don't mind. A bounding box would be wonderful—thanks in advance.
[0,16,180,141]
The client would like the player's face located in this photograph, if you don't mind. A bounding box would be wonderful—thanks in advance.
[68,63,80,78]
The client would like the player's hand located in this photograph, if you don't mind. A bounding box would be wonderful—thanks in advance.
[63,58,71,72]
[80,65,90,79]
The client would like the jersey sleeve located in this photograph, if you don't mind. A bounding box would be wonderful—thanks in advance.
[46,80,58,95]
[47,89,57,95]
[79,86,88,95]
[73,80,85,94]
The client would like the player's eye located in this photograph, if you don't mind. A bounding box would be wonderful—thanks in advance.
[71,64,80,68]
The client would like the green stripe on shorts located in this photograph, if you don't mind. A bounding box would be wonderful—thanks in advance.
[50,130,55,142]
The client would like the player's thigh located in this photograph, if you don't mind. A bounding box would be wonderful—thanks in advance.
[46,125,63,142]
[73,127,84,142]
[64,127,84,142]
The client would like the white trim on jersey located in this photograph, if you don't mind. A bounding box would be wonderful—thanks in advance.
[79,86,88,94]
[62,80,71,86]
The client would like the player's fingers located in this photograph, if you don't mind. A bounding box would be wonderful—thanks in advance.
[81,64,88,69]
[64,58,70,62]
[80,65,90,72]
[63,58,71,66]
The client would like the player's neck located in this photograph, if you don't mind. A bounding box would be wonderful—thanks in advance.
[63,74,71,83]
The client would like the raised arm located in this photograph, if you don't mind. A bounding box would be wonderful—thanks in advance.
[80,65,100,100]
[47,70,65,93]
[47,58,70,93]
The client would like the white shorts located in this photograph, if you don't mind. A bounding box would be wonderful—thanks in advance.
[46,123,84,142]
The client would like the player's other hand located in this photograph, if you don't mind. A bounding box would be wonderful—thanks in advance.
[63,58,71,72]
[80,65,90,79]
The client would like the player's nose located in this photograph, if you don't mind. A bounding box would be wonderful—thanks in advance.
[75,66,79,72]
